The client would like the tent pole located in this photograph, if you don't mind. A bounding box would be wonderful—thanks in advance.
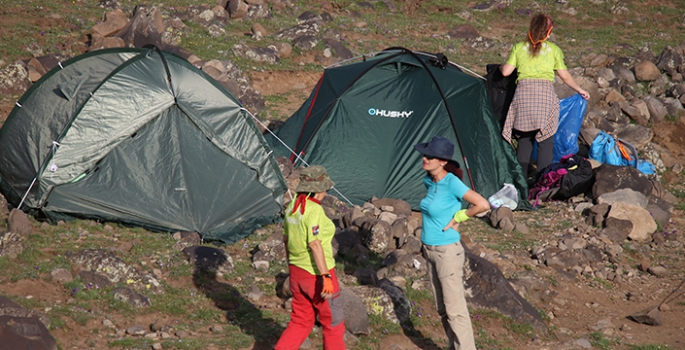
[17,177,37,210]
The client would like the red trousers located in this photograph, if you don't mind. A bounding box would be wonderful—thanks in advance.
[275,265,346,350]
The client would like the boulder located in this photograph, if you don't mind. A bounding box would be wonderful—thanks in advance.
[464,248,547,334]
[112,287,152,307]
[607,202,657,242]
[67,249,164,293]
[91,9,129,37]
[8,209,32,237]
[592,164,653,200]
[0,61,31,96]
[340,289,370,335]
[634,60,661,81]
[0,296,57,350]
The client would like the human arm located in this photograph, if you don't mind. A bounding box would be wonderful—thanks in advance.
[283,235,289,263]
[500,63,516,77]
[556,69,589,100]
[308,239,333,299]
[442,189,491,232]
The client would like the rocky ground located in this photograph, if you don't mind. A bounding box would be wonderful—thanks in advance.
[1,0,685,349]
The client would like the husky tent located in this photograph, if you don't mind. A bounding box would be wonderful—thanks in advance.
[0,47,287,244]
[269,47,529,209]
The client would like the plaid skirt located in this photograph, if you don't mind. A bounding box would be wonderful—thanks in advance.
[502,79,559,143]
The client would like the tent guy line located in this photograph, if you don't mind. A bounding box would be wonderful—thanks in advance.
[245,107,355,207]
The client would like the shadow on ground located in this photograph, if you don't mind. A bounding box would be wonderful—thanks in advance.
[188,246,284,349]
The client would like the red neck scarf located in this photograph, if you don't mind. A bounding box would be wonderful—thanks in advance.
[291,194,321,215]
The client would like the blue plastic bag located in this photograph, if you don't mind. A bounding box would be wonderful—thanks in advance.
[532,93,588,162]
[554,94,587,162]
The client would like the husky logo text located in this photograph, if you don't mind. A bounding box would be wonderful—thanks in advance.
[367,108,413,118]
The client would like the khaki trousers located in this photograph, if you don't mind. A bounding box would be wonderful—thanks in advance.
[423,241,476,350]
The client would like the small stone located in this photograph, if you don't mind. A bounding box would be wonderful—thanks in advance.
[126,325,146,335]
[638,260,651,271]
[659,303,671,312]
[647,266,667,277]
[252,260,269,271]
[150,319,166,332]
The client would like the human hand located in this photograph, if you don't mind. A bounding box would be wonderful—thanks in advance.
[320,274,334,299]
[453,209,470,223]
[578,89,590,100]
[442,219,460,232]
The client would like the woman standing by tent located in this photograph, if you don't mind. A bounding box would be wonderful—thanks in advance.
[500,13,589,181]
[413,136,490,350]
[275,165,345,350]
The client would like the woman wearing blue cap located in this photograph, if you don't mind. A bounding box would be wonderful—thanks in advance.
[414,136,490,350]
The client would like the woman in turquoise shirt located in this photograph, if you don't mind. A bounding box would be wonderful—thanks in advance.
[414,136,490,350]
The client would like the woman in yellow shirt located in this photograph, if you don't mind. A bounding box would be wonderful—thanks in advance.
[500,13,589,181]
[275,165,345,350]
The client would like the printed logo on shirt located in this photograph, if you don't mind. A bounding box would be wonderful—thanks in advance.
[312,225,320,235]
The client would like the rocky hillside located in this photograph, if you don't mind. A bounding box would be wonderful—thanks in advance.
[1,1,685,349]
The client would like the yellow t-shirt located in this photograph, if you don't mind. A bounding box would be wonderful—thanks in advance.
[283,198,336,275]
[506,41,567,83]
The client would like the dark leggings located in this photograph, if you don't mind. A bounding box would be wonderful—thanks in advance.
[514,129,554,180]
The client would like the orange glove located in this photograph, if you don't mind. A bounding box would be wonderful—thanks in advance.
[320,274,334,299]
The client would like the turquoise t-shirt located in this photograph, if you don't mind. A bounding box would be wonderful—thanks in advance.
[505,41,567,83]
[419,173,470,246]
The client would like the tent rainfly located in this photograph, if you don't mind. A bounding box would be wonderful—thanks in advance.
[269,47,529,210]
[0,47,287,244]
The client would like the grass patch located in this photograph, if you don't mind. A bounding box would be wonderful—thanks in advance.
[673,202,685,212]
[64,279,105,301]
[589,331,615,350]
[405,285,433,304]
[559,220,573,228]
[369,313,402,335]
[545,274,558,287]
[589,277,614,290]
[671,188,685,199]
[628,345,672,350]
[473,308,536,338]
[148,284,203,316]
[665,114,681,122]
[47,303,95,327]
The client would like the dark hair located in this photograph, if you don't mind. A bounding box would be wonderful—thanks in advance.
[528,13,553,57]
[425,159,463,180]
[445,161,463,180]
[296,192,317,197]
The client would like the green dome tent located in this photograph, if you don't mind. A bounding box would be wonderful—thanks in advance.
[0,47,287,244]
[268,47,529,210]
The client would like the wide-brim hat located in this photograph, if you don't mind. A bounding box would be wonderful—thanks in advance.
[413,136,456,161]
[296,165,335,193]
